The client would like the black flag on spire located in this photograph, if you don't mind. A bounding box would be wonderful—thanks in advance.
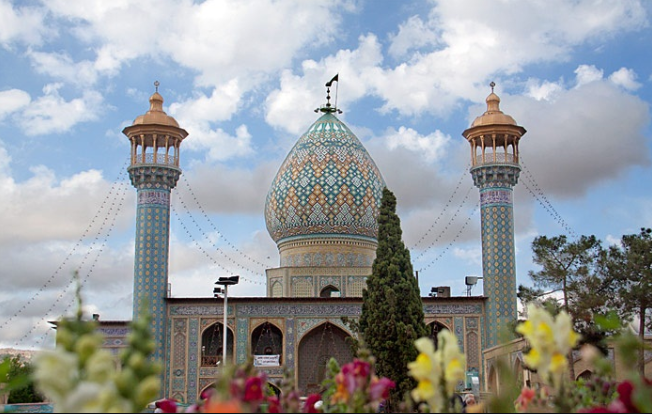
[325,73,339,87]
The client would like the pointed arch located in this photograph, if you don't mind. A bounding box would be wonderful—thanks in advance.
[297,321,354,395]
[487,364,498,394]
[271,281,283,297]
[427,321,450,350]
[200,322,234,366]
[320,284,340,298]
[251,321,283,366]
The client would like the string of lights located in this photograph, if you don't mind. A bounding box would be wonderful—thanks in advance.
[16,169,128,346]
[411,164,471,250]
[179,175,275,270]
[413,183,476,262]
[417,200,480,273]
[520,157,578,239]
[25,176,130,347]
[1,161,130,342]
[171,203,266,287]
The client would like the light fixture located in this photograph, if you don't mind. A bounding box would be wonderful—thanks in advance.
[215,275,240,365]
[465,275,482,296]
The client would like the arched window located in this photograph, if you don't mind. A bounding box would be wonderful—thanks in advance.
[251,322,283,366]
[201,322,234,366]
[320,285,340,298]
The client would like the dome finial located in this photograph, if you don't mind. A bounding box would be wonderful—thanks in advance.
[315,74,342,114]
[490,81,495,93]
[154,80,160,93]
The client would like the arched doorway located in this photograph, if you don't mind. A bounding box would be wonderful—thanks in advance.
[251,322,283,366]
[428,321,449,350]
[298,322,354,395]
[201,322,234,366]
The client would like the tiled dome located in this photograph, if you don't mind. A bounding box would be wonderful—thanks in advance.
[265,113,386,245]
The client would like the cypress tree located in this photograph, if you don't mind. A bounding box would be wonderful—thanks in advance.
[359,187,428,406]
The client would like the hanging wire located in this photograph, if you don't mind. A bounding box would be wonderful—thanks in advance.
[1,160,130,344]
[519,156,578,239]
[179,175,275,270]
[23,171,130,347]
[413,183,476,262]
[417,200,480,273]
[171,203,266,287]
[411,163,471,251]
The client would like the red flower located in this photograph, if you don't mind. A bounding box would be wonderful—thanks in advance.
[155,399,178,413]
[266,396,281,413]
[243,376,264,402]
[303,393,322,413]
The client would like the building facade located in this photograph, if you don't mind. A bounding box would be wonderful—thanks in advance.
[97,81,527,403]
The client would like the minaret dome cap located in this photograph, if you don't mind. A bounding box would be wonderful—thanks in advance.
[470,82,518,127]
[131,81,180,128]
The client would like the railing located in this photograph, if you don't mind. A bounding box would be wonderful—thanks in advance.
[473,152,518,166]
[132,152,178,167]
[201,355,222,367]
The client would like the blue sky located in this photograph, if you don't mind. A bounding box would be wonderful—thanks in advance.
[1,0,651,350]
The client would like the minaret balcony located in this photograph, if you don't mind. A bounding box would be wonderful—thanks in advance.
[472,152,518,168]
[130,152,180,169]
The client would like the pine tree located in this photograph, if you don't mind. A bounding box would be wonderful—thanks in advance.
[359,187,428,406]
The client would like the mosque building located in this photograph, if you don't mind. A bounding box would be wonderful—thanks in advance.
[95,79,525,403]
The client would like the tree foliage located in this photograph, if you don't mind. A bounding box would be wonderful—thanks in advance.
[1,355,43,404]
[603,228,652,375]
[526,235,619,343]
[359,187,428,406]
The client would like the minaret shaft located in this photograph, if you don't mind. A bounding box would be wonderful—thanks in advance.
[122,83,188,397]
[463,85,526,349]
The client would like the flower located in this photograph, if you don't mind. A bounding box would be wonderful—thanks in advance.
[516,304,580,387]
[325,354,395,413]
[304,393,322,413]
[408,330,466,413]
[514,387,536,412]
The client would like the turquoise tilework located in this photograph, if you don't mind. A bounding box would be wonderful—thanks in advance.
[265,113,386,243]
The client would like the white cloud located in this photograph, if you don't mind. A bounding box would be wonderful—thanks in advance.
[0,89,30,119]
[265,34,384,135]
[575,64,604,87]
[388,15,440,59]
[609,67,642,91]
[385,126,450,162]
[17,84,104,135]
[525,79,564,101]
[39,0,348,108]
[170,79,244,126]
[506,80,651,199]
[27,51,102,86]
[0,0,49,47]
[342,0,647,118]
[0,164,134,245]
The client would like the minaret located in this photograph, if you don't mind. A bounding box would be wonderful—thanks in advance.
[122,82,188,363]
[462,83,526,348]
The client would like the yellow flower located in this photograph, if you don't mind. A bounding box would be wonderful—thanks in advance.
[549,352,567,375]
[409,331,466,413]
[412,378,436,401]
[516,304,581,388]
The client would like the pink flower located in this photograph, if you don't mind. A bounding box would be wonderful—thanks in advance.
[369,377,395,401]
[514,387,535,412]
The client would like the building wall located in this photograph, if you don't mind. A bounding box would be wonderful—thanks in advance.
[157,296,486,402]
